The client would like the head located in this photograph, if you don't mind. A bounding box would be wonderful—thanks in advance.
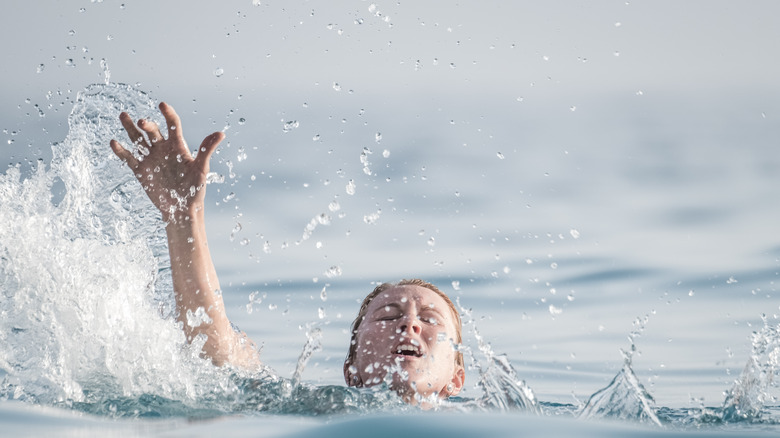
[343,279,465,403]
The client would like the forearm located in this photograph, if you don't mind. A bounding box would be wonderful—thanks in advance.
[166,205,242,366]
[112,102,258,368]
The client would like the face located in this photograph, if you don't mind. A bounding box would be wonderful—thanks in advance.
[349,285,465,402]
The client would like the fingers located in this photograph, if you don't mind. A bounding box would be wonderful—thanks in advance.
[193,132,225,169]
[119,112,146,146]
[138,118,164,144]
[159,102,183,140]
[110,139,139,169]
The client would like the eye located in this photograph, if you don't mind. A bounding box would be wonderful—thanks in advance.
[374,306,401,321]
[419,314,438,325]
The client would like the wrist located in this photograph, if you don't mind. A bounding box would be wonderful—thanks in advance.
[162,201,205,225]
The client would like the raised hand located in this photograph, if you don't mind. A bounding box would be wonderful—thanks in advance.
[109,102,259,369]
[110,102,224,223]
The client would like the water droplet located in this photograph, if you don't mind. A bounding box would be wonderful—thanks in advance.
[106,34,114,41]
[496,152,505,160]
[65,59,75,67]
[316,213,331,225]
[363,210,381,224]
[214,67,224,77]
[345,179,356,195]
[569,229,580,239]
[549,305,563,316]
[451,281,461,291]
[382,149,390,158]
[36,64,45,74]
[449,62,456,69]
[312,134,320,141]
[332,82,341,91]
[206,172,225,184]
[427,237,435,247]
[238,118,246,125]
[325,265,342,278]
[282,120,299,132]
[375,132,382,142]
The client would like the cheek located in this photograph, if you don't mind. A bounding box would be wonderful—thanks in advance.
[357,323,395,349]
[427,328,455,351]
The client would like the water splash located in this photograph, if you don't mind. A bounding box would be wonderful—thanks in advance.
[0,83,241,416]
[577,352,662,427]
[289,326,322,390]
[457,300,539,413]
[577,315,662,427]
[0,85,406,419]
[720,319,780,421]
[6,83,777,429]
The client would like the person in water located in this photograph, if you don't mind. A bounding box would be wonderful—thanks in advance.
[109,102,466,404]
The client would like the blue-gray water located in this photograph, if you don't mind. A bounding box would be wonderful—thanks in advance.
[5,2,780,435]
[1,82,779,437]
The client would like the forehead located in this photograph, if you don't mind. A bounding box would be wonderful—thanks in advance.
[367,285,451,313]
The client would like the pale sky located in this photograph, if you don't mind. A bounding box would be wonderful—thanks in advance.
[3,0,780,161]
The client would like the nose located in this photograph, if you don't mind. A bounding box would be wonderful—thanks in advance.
[400,316,422,335]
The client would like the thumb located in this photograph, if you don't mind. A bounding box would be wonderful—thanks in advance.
[194,132,225,169]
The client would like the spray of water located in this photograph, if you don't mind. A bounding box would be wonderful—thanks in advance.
[456,298,539,413]
[3,83,777,426]
[577,315,662,427]
[720,318,780,421]
[0,84,245,417]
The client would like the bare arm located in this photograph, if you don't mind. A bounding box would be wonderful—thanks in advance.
[110,102,259,369]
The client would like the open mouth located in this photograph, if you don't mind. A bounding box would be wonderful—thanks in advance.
[395,344,423,358]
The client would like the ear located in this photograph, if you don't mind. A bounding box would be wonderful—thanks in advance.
[444,365,466,397]
[343,361,361,387]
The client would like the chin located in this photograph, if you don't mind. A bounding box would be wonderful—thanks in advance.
[388,374,441,401]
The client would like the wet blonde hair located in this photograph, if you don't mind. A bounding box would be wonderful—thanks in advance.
[343,278,464,386]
